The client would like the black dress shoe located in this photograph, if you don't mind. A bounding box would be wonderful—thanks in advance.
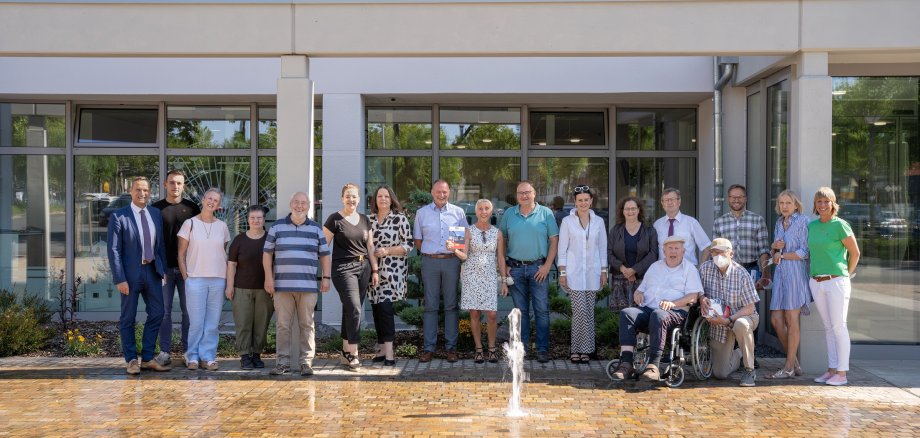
[240,354,254,370]
[372,355,386,363]
[383,359,396,366]
[251,353,265,368]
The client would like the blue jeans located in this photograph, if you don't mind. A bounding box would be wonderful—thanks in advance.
[421,256,460,352]
[185,277,226,362]
[119,263,164,363]
[158,267,189,353]
[509,264,550,353]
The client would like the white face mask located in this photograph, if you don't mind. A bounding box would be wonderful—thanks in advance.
[713,255,731,269]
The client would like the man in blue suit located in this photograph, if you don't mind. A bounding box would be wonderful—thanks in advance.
[107,176,172,374]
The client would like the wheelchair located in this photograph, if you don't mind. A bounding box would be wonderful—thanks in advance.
[605,304,713,387]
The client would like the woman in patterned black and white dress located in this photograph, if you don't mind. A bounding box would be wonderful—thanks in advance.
[368,186,413,366]
[448,199,508,364]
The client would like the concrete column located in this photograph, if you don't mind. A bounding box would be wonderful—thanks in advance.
[275,55,315,361]
[790,51,833,374]
[320,94,365,327]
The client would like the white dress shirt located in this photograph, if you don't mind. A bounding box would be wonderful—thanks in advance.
[557,209,608,291]
[636,259,704,311]
[130,202,157,261]
[653,211,711,265]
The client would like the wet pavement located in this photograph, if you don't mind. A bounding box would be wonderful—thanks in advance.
[1,356,918,436]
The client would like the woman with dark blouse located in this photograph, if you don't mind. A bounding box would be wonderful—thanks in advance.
[323,183,379,371]
[225,205,272,370]
[607,196,659,312]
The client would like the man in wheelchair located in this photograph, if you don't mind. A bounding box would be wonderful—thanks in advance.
[610,235,703,381]
[699,237,760,386]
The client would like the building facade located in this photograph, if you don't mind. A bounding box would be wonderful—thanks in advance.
[1,0,919,364]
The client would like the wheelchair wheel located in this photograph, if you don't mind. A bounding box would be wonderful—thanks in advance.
[605,359,621,381]
[634,333,650,370]
[665,363,685,388]
[690,317,713,380]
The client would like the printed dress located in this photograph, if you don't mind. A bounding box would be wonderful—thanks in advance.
[771,213,812,314]
[460,226,500,312]
[368,212,413,303]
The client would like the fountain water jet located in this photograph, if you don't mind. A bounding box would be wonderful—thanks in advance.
[504,308,528,417]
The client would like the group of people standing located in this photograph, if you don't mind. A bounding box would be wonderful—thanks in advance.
[108,171,859,386]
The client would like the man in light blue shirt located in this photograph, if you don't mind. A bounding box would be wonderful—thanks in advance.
[499,180,559,363]
[413,179,469,362]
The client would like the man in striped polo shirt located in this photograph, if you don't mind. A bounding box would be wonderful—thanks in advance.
[263,192,331,376]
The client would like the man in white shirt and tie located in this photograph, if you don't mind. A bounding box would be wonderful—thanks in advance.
[653,188,711,266]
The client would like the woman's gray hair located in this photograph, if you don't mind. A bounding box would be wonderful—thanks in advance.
[475,199,493,209]
[203,187,223,202]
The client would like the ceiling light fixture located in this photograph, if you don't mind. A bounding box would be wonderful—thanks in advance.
[482,138,493,143]
[832,90,847,96]
[569,138,582,143]
[874,121,888,126]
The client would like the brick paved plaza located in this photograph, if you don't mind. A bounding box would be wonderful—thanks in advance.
[1,356,918,437]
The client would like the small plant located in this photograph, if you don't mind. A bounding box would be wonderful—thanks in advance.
[53,269,83,333]
[550,318,572,340]
[319,332,344,353]
[133,323,161,356]
[359,329,378,352]
[217,334,237,357]
[397,305,424,328]
[0,290,51,357]
[64,329,103,356]
[265,321,276,353]
[395,343,417,357]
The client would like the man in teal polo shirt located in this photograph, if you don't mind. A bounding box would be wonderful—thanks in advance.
[499,180,559,363]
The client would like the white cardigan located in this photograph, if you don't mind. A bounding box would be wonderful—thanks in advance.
[557,209,608,291]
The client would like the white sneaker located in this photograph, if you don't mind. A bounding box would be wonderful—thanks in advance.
[814,371,833,383]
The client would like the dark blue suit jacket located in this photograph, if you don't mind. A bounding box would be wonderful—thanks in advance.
[107,204,168,284]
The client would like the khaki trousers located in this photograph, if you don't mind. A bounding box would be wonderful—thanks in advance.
[231,287,274,355]
[273,292,318,366]
[709,314,759,379]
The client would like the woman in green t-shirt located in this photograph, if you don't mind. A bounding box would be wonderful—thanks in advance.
[807,187,860,387]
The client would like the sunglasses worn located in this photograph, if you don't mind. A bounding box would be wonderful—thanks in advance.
[574,185,591,193]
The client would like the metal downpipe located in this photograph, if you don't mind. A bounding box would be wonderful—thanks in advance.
[713,59,735,218]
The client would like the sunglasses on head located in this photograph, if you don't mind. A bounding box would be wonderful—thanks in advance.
[574,185,591,193]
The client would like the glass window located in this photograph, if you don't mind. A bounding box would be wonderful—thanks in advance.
[439,157,520,225]
[530,111,606,147]
[258,107,322,149]
[77,108,158,144]
[528,157,610,229]
[257,156,322,223]
[746,92,766,217]
[616,109,697,151]
[766,81,789,229]
[615,157,697,221]
[440,107,521,150]
[831,76,919,344]
[0,155,66,298]
[366,108,432,150]
[74,155,159,311]
[167,106,250,149]
[0,103,66,147]
[365,157,432,207]
[167,156,252,236]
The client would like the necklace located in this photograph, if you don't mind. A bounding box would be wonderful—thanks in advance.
[198,216,215,239]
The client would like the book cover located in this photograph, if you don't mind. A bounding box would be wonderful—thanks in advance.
[448,226,466,250]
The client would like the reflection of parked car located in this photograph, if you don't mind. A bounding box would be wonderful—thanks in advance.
[874,211,907,237]
[98,194,132,227]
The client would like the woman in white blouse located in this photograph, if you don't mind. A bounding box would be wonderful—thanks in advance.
[557,185,608,364]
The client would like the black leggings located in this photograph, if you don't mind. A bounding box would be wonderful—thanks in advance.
[371,301,396,343]
[332,259,370,344]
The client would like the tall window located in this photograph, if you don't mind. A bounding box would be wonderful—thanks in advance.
[766,80,789,229]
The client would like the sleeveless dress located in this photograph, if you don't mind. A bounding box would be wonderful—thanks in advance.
[460,226,500,311]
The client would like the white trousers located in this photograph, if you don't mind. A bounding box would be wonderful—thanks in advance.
[809,276,851,372]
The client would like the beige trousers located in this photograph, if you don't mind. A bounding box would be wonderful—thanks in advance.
[709,314,759,379]
[273,292,318,367]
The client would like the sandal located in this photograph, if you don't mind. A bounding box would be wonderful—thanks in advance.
[580,354,591,364]
[766,368,795,379]
[474,347,484,364]
[488,348,499,364]
[570,353,581,364]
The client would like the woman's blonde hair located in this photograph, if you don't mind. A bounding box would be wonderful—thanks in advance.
[774,189,804,215]
[341,183,359,197]
[812,186,840,216]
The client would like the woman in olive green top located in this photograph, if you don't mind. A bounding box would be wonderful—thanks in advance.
[807,187,860,387]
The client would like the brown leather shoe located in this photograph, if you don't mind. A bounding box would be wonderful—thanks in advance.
[141,359,172,372]
[610,361,634,381]
[419,351,434,363]
[126,359,141,375]
[446,350,459,363]
[639,364,660,382]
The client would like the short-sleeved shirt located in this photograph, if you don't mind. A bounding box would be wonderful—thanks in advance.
[499,203,559,261]
[808,217,854,277]
[228,232,268,289]
[263,215,330,293]
[712,210,770,265]
[152,198,201,268]
[699,260,760,343]
[636,259,703,310]
[177,216,231,278]
[653,212,711,265]
[413,202,469,255]
[324,212,371,262]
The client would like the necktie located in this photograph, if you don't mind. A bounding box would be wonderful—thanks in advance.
[140,209,154,262]
[667,218,675,237]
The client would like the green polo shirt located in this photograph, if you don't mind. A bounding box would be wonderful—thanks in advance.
[499,203,559,261]
[808,217,854,277]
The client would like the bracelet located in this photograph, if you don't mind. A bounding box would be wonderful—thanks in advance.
[322,276,331,280]
[372,269,379,273]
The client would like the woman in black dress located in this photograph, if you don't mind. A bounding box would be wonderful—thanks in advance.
[607,196,659,312]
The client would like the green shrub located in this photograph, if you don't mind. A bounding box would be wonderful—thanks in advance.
[0,290,51,356]
[549,294,572,318]
[595,283,611,302]
[217,334,237,357]
[395,343,417,357]
[392,300,412,314]
[134,323,162,355]
[265,321,276,353]
[319,332,344,353]
[550,318,571,339]
[596,311,619,348]
[359,329,378,351]
[397,305,424,328]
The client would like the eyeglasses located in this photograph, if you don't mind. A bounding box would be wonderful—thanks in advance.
[574,185,591,193]
[516,190,534,196]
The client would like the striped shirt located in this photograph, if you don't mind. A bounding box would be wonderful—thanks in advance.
[699,260,760,343]
[263,215,330,293]
[712,210,770,265]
